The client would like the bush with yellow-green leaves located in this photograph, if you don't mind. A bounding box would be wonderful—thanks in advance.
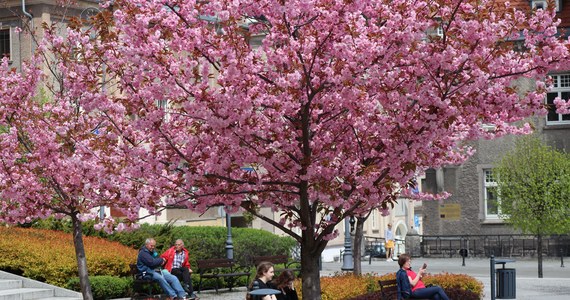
[0,227,137,286]
[296,272,483,300]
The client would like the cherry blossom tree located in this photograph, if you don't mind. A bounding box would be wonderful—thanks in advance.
[0,16,180,299]
[3,0,570,298]
[98,1,570,297]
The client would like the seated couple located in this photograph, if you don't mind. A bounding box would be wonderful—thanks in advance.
[397,253,449,300]
[136,238,199,300]
[248,261,298,300]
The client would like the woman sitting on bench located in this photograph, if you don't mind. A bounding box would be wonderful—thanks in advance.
[248,261,277,300]
[397,253,449,300]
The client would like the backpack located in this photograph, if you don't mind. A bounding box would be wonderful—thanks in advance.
[396,269,412,300]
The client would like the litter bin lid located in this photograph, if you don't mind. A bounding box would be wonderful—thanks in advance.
[249,288,282,295]
[495,259,515,263]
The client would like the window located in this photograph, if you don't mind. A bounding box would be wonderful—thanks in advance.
[155,99,171,122]
[546,74,570,124]
[0,28,10,60]
[531,0,560,12]
[484,169,500,218]
[435,25,444,37]
[371,209,377,229]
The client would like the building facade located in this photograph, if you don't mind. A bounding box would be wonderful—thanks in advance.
[421,0,570,235]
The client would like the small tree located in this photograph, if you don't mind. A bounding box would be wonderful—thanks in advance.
[495,135,570,278]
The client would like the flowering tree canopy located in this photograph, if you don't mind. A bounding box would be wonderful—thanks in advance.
[2,0,570,298]
[0,19,175,300]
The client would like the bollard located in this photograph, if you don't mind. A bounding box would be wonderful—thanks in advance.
[251,280,260,300]
[561,248,565,268]
[459,249,468,267]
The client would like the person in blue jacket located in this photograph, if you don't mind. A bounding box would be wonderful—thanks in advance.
[137,238,187,300]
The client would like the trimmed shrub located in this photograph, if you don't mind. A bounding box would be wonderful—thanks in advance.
[0,227,137,286]
[20,220,296,291]
[296,272,483,300]
[28,218,297,268]
[66,276,131,300]
[295,273,379,300]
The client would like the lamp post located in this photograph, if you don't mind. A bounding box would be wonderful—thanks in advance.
[225,208,234,260]
[341,216,354,271]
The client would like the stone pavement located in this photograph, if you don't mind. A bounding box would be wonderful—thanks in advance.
[171,257,570,299]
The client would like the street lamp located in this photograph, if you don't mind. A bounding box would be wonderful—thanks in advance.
[225,208,234,260]
[341,216,354,271]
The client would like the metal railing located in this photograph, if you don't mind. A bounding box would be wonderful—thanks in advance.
[420,234,570,258]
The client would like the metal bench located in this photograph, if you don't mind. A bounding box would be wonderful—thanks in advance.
[196,258,251,293]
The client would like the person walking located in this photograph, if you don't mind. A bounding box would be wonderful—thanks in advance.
[385,223,395,261]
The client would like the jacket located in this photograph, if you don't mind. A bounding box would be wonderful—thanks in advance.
[137,246,164,274]
[396,268,412,300]
[160,246,191,272]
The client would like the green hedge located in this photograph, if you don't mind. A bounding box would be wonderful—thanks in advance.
[25,218,296,292]
[29,218,297,268]
[66,276,132,300]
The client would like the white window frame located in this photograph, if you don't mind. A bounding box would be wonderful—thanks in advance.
[435,25,444,37]
[531,0,560,12]
[0,26,12,61]
[546,74,570,125]
[155,99,171,122]
[483,169,500,219]
[371,209,377,229]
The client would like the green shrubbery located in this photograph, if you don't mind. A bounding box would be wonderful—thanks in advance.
[66,276,132,300]
[29,218,297,267]
[10,219,296,294]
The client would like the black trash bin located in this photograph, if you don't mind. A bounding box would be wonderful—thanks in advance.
[496,268,516,299]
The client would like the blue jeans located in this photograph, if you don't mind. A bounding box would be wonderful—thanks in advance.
[150,270,186,298]
[412,286,449,300]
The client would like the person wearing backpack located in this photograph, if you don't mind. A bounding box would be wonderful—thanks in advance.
[397,254,449,300]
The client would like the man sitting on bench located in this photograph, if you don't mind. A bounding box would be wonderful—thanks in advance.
[137,238,187,300]
[161,239,198,300]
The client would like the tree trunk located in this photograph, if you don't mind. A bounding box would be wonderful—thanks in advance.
[353,217,366,275]
[537,234,543,278]
[300,232,325,300]
[71,214,93,300]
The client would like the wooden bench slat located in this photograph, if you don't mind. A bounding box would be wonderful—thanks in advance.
[196,258,251,294]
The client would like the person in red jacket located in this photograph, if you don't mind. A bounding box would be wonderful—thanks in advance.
[161,239,198,300]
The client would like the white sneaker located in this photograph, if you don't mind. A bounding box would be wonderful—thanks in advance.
[386,258,392,261]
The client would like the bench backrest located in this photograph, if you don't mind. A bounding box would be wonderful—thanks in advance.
[129,263,139,277]
[197,258,234,270]
[378,279,398,300]
[253,255,289,266]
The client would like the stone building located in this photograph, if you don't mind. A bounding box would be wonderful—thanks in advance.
[421,0,570,236]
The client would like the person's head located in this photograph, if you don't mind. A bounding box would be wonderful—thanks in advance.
[145,238,157,252]
[256,261,275,281]
[174,239,184,252]
[398,253,411,269]
[273,270,296,289]
[388,223,392,229]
